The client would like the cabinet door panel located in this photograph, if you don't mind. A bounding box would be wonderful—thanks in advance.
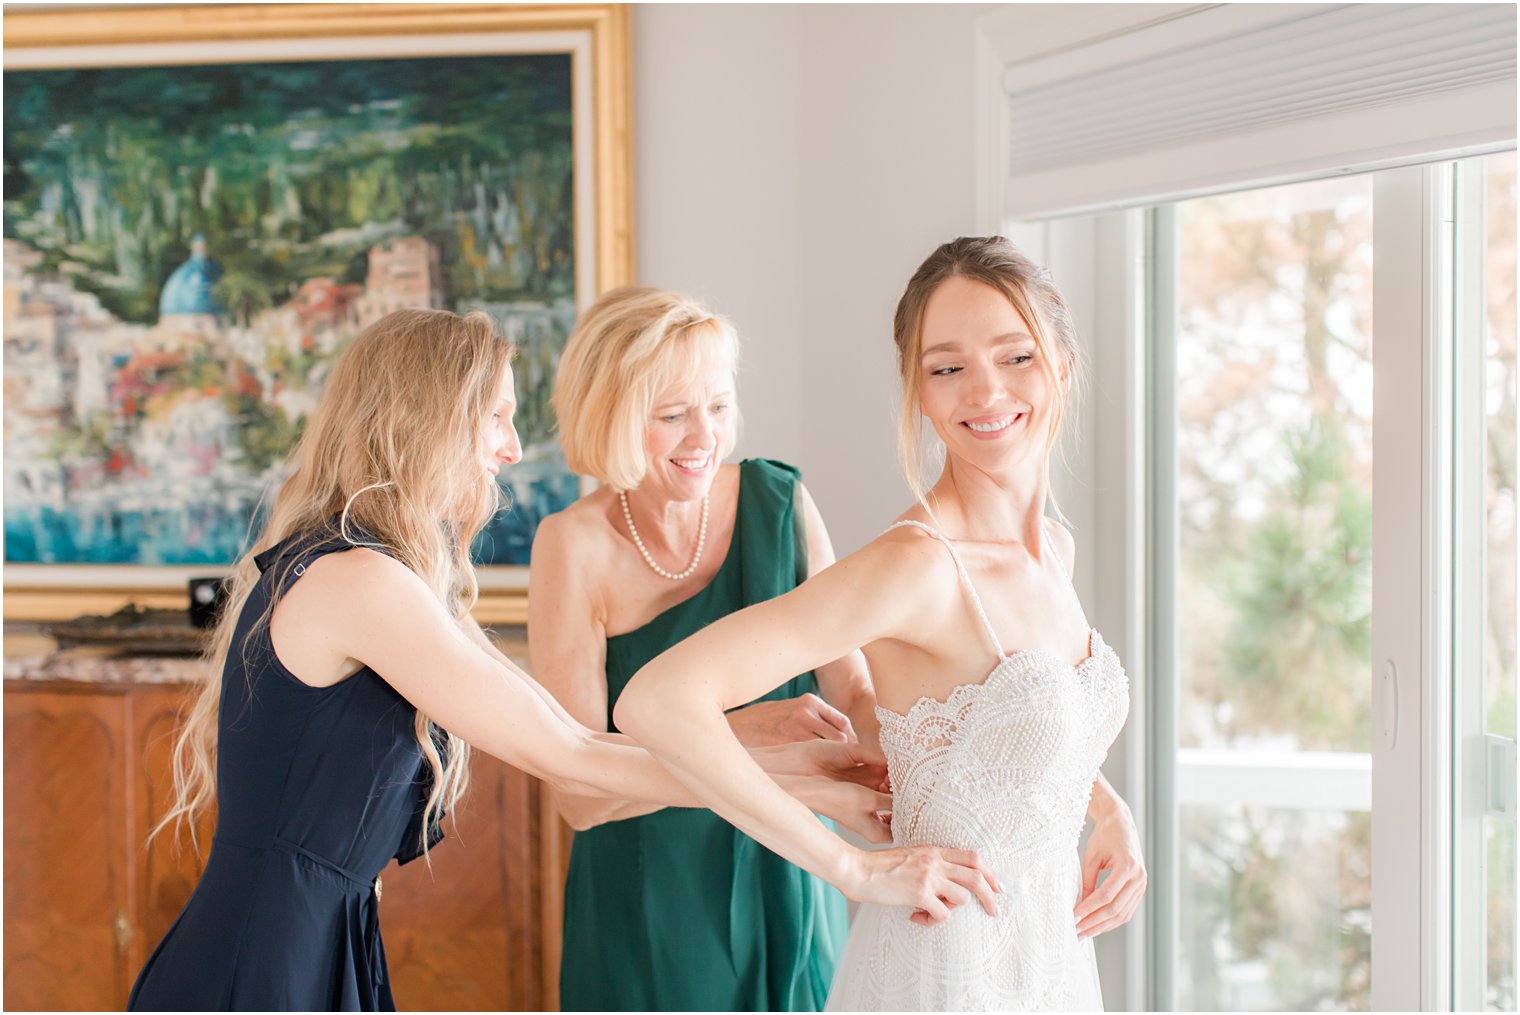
[4,688,131,1011]
[131,684,214,973]
[381,755,540,1009]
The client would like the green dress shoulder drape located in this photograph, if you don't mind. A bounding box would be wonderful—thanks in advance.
[559,458,848,1012]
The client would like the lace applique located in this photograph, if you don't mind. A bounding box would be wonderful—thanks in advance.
[829,641,1129,1012]
[826,519,1131,1012]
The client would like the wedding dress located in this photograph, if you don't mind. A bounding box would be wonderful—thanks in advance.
[826,521,1130,1012]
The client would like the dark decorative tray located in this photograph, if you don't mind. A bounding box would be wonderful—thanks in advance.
[45,606,209,656]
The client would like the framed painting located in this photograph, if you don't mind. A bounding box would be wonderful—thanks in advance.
[2,4,632,622]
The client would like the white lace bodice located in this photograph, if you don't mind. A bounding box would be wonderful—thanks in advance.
[876,629,1129,868]
[826,521,1130,1012]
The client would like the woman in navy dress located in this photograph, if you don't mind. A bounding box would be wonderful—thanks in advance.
[127,308,910,1012]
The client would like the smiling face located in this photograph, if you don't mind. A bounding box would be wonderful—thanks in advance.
[915,275,1064,475]
[479,362,523,482]
[639,361,737,503]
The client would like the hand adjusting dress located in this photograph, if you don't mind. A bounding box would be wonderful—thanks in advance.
[559,458,849,1012]
[825,521,1130,1012]
[129,526,444,1012]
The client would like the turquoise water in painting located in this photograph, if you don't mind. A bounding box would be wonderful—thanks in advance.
[5,461,579,567]
[5,503,257,565]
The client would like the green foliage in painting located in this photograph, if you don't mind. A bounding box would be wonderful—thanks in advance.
[3,56,574,324]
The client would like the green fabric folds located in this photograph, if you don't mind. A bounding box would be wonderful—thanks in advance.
[559,459,847,1012]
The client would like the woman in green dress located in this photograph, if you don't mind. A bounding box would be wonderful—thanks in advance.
[529,287,886,1011]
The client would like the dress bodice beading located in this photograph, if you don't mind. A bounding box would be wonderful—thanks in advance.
[874,632,1129,871]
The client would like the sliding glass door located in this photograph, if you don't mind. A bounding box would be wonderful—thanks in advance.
[1146,153,1516,1011]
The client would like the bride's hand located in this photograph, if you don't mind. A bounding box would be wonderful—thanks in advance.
[1074,805,1147,938]
[844,846,1002,925]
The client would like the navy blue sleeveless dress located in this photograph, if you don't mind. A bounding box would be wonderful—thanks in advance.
[129,527,443,1012]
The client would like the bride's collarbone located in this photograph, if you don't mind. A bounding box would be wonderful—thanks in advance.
[893,555,1089,666]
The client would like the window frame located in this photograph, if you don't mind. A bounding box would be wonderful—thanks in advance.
[1024,157,1518,1009]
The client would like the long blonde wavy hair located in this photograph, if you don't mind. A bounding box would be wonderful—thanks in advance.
[158,308,516,855]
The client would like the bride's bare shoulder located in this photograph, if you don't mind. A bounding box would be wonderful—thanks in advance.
[838,521,962,602]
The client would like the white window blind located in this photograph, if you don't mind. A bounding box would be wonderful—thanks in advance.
[998,3,1516,219]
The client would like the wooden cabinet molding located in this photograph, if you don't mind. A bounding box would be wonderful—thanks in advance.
[3,680,566,1011]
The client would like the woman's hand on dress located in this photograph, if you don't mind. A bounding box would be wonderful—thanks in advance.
[844,846,1002,926]
[726,692,856,746]
[750,738,887,790]
[774,774,893,844]
[757,739,893,843]
[1074,806,1147,938]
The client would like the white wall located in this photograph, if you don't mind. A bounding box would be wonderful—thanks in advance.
[795,5,987,554]
[636,7,1137,1007]
[635,3,985,554]
[634,4,807,473]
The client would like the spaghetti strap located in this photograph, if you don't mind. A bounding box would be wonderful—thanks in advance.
[887,520,1007,661]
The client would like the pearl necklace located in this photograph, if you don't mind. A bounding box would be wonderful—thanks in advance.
[618,489,710,581]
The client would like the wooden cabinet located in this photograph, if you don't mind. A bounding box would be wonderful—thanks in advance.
[4,684,139,1011]
[3,679,566,1011]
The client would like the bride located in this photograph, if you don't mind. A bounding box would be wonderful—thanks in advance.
[618,236,1146,1010]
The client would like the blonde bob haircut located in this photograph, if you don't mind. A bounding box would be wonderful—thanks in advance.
[554,286,739,491]
[892,236,1084,509]
[159,307,516,858]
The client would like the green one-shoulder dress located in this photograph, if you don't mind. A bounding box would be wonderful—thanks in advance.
[559,458,849,1012]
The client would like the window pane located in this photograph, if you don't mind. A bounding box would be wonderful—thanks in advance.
[1179,806,1370,1010]
[1482,148,1516,1013]
[1169,175,1374,1010]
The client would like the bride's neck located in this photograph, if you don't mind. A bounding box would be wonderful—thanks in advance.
[929,458,1047,546]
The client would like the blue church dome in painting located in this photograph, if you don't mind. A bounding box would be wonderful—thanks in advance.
[159,235,222,318]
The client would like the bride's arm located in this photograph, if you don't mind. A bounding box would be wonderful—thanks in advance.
[1075,773,1147,938]
[1050,528,1147,938]
[795,481,880,760]
[464,615,892,841]
[617,535,1001,923]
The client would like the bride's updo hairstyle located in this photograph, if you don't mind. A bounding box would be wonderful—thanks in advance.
[891,236,1083,505]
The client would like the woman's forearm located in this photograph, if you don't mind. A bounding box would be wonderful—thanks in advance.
[816,651,881,756]
[546,730,706,808]
[616,684,862,892]
[550,730,682,827]
[551,790,665,830]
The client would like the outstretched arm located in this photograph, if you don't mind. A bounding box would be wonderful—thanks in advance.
[617,537,1001,924]
[469,614,888,838]
[525,513,868,828]
[308,547,697,804]
[280,544,885,834]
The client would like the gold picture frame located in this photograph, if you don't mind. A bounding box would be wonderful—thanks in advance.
[2,4,633,624]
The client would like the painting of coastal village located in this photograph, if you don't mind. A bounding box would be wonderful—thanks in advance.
[3,53,581,568]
